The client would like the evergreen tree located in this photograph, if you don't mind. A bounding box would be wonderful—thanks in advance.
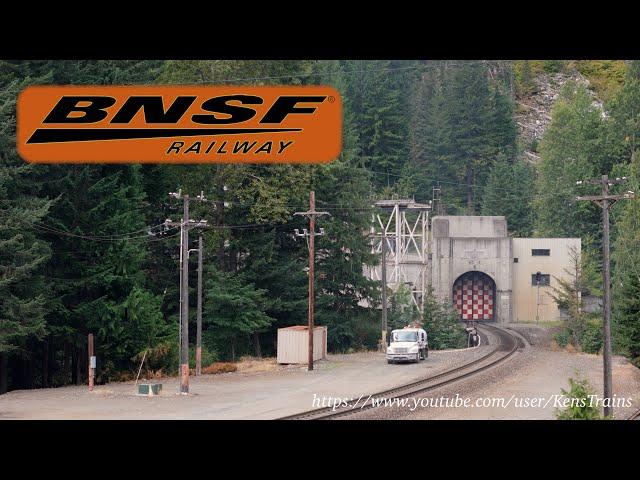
[407,63,516,212]
[311,60,379,352]
[535,83,611,242]
[345,60,409,188]
[30,61,167,384]
[481,155,535,236]
[203,266,274,361]
[0,66,53,392]
[615,270,640,365]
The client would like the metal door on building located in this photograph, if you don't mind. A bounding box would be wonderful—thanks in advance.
[452,271,495,322]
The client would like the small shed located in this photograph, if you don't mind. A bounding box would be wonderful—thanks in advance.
[277,326,327,364]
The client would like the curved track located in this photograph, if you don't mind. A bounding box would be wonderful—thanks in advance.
[279,324,522,420]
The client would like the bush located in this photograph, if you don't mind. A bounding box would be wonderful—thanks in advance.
[542,60,564,74]
[422,293,468,350]
[554,328,571,348]
[189,345,219,369]
[580,321,603,354]
[202,362,238,375]
[555,375,602,419]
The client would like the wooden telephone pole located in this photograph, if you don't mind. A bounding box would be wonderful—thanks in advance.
[294,191,330,371]
[369,231,389,350]
[166,190,208,394]
[196,235,203,376]
[575,174,635,417]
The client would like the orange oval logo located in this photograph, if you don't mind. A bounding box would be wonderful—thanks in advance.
[17,85,342,164]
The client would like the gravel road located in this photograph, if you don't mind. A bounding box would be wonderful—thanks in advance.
[0,344,493,420]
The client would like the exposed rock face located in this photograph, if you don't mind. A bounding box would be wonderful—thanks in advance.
[516,70,603,164]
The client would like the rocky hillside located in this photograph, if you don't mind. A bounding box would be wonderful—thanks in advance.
[515,67,606,164]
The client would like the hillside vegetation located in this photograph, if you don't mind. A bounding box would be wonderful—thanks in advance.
[1,59,639,393]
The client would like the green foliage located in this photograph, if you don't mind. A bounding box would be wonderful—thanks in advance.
[345,60,413,187]
[542,60,565,74]
[203,266,274,361]
[0,65,52,357]
[555,375,602,420]
[574,60,626,102]
[6,58,640,391]
[407,62,517,211]
[422,292,468,350]
[515,60,537,96]
[535,83,612,242]
[388,283,419,331]
[579,320,603,354]
[554,329,571,348]
[189,345,218,370]
[481,154,535,236]
[549,245,600,347]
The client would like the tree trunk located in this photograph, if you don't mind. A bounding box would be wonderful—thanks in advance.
[253,332,262,358]
[62,342,71,385]
[71,346,78,385]
[75,346,82,385]
[25,352,34,390]
[0,353,7,394]
[42,338,49,388]
[231,339,235,362]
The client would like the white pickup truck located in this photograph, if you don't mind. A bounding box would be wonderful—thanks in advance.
[386,327,428,364]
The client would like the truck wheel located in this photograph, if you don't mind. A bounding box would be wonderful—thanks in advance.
[425,348,429,358]
[387,359,393,364]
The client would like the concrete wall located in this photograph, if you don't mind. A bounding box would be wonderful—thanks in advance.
[512,238,581,322]
[431,216,512,323]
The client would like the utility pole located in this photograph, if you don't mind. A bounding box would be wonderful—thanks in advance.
[88,333,94,392]
[432,184,443,216]
[196,235,203,376]
[294,191,330,371]
[166,190,208,394]
[535,271,541,325]
[381,231,388,348]
[369,231,389,350]
[575,174,635,417]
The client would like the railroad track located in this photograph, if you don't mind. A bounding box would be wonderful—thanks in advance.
[279,324,522,420]
[628,407,640,420]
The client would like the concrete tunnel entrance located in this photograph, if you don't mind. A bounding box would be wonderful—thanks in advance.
[452,271,496,322]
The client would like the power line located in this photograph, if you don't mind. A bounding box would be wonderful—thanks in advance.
[165,189,209,395]
[575,174,635,418]
[161,60,494,85]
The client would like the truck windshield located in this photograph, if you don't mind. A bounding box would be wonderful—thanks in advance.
[393,331,418,342]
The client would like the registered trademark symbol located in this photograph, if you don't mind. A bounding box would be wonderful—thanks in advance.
[328,96,335,103]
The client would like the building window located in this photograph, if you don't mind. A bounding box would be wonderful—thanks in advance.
[513,257,519,263]
[531,273,550,286]
[532,249,551,256]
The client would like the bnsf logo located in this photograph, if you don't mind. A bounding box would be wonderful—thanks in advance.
[17,86,342,164]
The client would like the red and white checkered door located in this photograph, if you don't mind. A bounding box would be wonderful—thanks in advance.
[453,272,494,321]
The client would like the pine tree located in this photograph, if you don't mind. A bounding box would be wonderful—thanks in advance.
[345,60,409,188]
[311,60,379,352]
[29,60,168,384]
[0,66,53,392]
[535,83,610,243]
[481,155,535,236]
[203,267,274,361]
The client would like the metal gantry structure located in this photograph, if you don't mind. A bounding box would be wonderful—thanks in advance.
[368,199,432,314]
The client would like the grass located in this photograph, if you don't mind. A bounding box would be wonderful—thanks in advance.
[515,320,565,329]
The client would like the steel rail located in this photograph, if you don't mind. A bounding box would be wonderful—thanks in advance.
[627,407,640,420]
[279,324,520,420]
